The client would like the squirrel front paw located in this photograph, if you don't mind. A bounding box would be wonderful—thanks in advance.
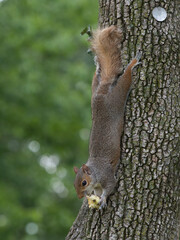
[99,196,107,210]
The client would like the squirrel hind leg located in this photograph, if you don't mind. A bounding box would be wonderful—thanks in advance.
[132,51,142,69]
[128,50,142,70]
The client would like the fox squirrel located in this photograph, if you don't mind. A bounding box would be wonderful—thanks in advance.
[74,26,141,209]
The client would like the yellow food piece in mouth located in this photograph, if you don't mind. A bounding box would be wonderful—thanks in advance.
[86,195,101,209]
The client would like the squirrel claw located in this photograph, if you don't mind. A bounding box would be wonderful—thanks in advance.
[132,51,142,69]
[135,61,142,67]
[135,51,142,61]
[99,198,107,210]
[99,202,107,210]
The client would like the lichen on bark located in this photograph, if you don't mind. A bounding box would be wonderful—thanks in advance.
[66,0,180,239]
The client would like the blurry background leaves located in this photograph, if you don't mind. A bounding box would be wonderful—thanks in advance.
[0,0,98,239]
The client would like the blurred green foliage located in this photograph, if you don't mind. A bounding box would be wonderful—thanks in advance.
[0,0,98,239]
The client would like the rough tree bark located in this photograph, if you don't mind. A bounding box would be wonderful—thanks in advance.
[66,0,180,239]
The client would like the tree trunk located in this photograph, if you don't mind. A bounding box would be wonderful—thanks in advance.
[66,0,180,239]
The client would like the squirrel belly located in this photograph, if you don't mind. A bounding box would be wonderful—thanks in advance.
[74,26,141,209]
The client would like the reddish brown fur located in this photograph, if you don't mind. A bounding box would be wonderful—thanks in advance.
[74,168,92,199]
[91,26,122,83]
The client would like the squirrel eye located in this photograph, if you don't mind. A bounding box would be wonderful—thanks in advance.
[82,180,87,186]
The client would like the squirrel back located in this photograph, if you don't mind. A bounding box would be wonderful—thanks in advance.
[91,26,122,83]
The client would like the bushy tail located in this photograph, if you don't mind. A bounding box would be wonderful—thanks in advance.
[91,26,122,82]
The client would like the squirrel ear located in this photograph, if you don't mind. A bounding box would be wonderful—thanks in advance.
[82,164,91,175]
[73,166,79,174]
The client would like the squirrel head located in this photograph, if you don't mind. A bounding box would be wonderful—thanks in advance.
[73,164,92,199]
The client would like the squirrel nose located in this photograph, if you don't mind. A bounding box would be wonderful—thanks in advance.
[78,193,84,199]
